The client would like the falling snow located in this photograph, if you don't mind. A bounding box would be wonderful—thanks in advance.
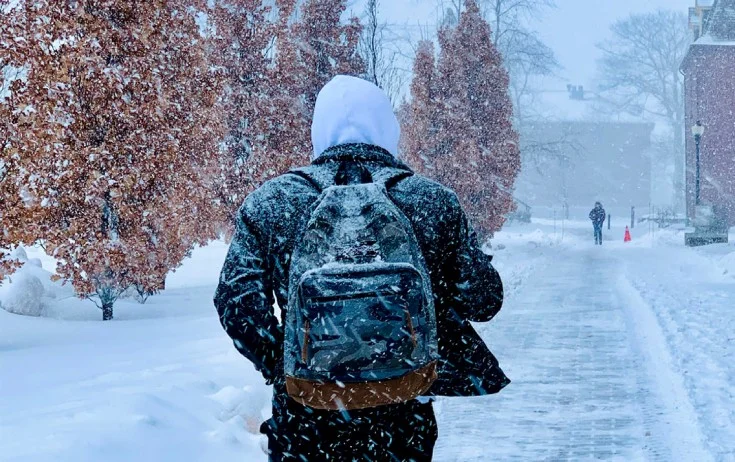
[2,0,735,461]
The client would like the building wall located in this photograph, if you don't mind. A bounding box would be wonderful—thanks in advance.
[515,121,653,210]
[684,45,735,226]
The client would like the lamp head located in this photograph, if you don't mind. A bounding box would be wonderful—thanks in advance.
[691,121,705,138]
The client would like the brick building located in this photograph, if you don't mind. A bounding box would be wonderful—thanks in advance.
[514,88,653,219]
[681,0,735,227]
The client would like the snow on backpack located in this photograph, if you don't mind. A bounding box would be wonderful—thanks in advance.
[284,163,439,410]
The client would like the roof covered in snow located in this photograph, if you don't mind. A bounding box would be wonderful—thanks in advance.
[531,91,594,121]
[694,34,735,45]
[529,89,652,126]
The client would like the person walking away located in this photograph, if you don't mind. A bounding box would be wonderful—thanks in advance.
[589,202,606,245]
[214,75,510,461]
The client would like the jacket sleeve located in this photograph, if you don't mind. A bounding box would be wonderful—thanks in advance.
[446,202,504,323]
[214,202,282,384]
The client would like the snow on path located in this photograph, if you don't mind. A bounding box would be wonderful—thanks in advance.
[616,276,713,462]
[621,246,735,461]
[434,245,713,461]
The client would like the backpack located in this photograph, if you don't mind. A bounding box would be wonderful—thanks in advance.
[284,163,439,410]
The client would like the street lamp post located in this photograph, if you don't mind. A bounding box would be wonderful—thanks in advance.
[691,121,705,206]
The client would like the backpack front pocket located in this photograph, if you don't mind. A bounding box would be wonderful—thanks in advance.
[297,264,427,380]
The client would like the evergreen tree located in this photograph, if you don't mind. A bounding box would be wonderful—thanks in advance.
[402,0,520,237]
[400,40,439,173]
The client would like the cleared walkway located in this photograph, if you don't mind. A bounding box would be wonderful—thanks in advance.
[434,248,711,461]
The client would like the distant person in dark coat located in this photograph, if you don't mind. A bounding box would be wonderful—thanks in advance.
[589,202,606,245]
[214,75,509,462]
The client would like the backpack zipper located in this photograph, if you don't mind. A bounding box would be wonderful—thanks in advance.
[404,309,418,347]
[302,319,310,363]
[306,290,399,304]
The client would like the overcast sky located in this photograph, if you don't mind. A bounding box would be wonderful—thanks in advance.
[356,0,694,90]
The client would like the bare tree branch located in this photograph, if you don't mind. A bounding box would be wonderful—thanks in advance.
[596,9,690,208]
[358,0,407,105]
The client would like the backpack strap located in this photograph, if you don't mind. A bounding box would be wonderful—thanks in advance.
[374,168,413,189]
[290,165,413,193]
[289,168,325,193]
[288,165,339,193]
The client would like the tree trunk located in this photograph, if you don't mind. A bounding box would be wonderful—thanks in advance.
[102,302,113,321]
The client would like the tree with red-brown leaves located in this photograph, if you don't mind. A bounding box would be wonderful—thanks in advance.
[255,0,363,173]
[0,7,20,281]
[402,0,520,238]
[0,0,224,319]
[208,0,364,227]
[285,0,363,117]
[400,40,440,174]
[205,0,275,224]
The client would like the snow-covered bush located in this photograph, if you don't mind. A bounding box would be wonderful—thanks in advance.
[1,271,47,317]
[0,246,62,317]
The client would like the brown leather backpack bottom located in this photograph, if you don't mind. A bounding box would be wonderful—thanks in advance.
[286,362,438,411]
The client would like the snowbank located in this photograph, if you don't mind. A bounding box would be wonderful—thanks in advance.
[0,305,270,462]
[720,250,735,279]
[699,245,735,281]
[0,240,269,462]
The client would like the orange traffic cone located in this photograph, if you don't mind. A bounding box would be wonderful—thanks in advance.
[624,226,632,243]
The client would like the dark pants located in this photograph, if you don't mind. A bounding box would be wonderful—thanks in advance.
[261,390,438,462]
[593,224,603,245]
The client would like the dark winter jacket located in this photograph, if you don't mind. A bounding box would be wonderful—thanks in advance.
[589,205,606,226]
[214,144,510,397]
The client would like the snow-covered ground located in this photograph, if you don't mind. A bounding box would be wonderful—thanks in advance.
[2,220,734,461]
[1,242,271,462]
[437,221,735,461]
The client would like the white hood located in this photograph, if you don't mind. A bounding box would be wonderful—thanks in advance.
[311,75,400,160]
